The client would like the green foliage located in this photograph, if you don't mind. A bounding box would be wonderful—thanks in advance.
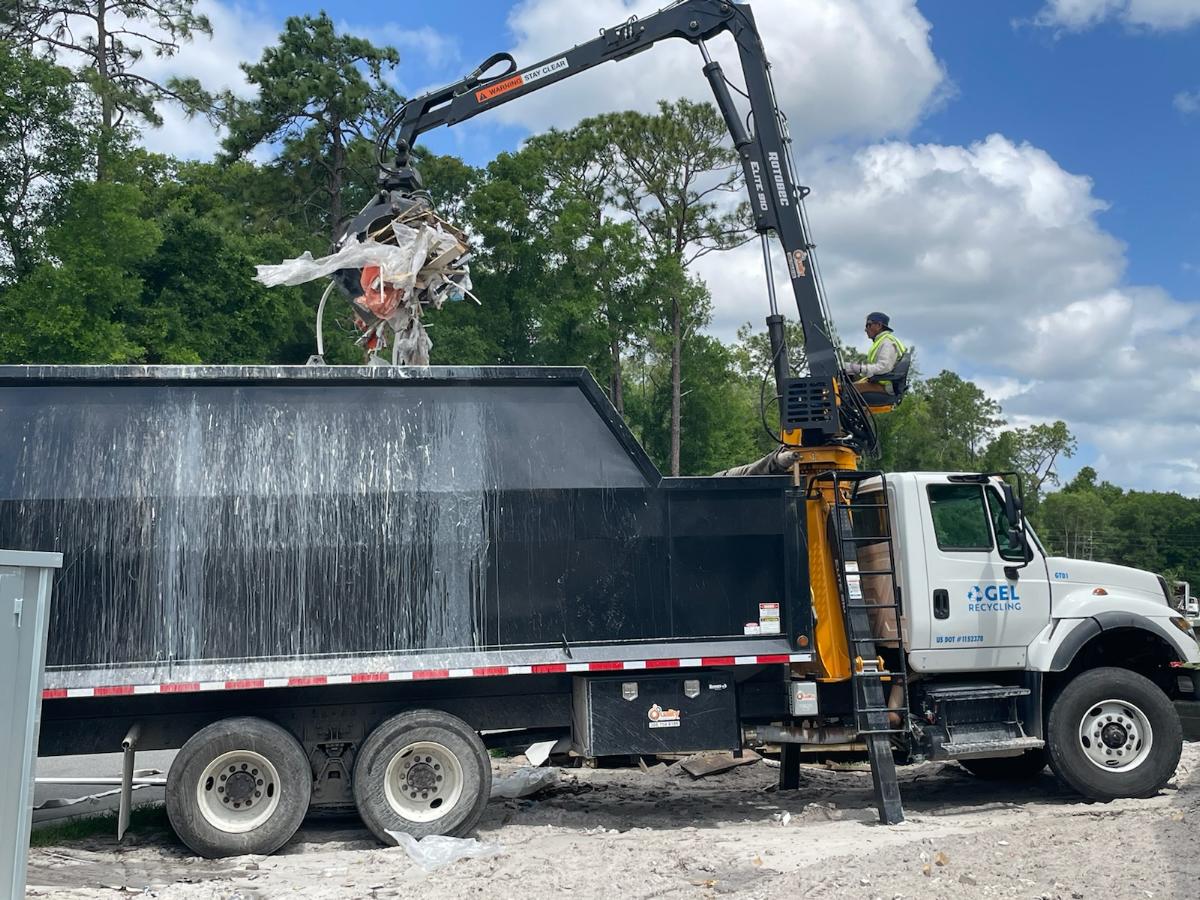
[601,99,751,262]
[222,13,400,240]
[0,179,159,362]
[0,44,97,280]
[0,151,323,366]
[586,99,752,474]
[3,0,216,176]
[1034,472,1200,589]
[981,420,1076,509]
[731,319,809,382]
[29,803,170,847]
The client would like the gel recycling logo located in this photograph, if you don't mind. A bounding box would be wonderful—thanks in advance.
[966,584,1022,612]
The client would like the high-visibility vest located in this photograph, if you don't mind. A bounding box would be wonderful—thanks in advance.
[866,331,906,388]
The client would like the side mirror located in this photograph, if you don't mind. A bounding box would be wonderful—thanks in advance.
[1001,482,1020,527]
[1000,480,1033,570]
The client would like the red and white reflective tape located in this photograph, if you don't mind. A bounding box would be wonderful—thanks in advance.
[43,652,808,700]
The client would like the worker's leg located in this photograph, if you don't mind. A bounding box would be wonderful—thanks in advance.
[852,379,895,409]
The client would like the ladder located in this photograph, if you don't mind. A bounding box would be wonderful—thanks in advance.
[807,469,908,825]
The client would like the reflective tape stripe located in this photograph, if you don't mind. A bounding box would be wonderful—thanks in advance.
[43,653,809,699]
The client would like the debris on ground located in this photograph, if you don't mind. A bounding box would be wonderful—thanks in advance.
[25,743,1200,899]
[679,749,762,778]
[385,831,502,872]
[490,767,559,799]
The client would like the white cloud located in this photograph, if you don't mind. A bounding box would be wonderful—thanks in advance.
[118,5,467,159]
[126,0,279,158]
[1175,88,1200,114]
[1034,0,1200,30]
[497,0,948,146]
[694,134,1200,493]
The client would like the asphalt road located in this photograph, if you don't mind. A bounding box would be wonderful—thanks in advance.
[32,750,176,827]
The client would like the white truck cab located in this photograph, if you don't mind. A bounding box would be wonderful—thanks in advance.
[879,473,1199,673]
[849,472,1200,799]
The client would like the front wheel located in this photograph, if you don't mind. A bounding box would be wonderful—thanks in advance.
[1046,667,1182,801]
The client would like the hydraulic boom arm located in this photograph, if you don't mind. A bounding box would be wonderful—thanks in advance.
[349,0,872,449]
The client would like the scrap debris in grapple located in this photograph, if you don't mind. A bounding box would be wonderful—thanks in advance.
[255,203,474,365]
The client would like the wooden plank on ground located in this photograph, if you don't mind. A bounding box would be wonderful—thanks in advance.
[680,749,761,778]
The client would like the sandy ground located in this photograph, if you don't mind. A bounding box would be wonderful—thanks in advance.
[26,742,1200,900]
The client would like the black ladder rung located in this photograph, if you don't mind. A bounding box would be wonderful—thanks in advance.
[844,603,901,610]
[844,569,895,577]
[838,535,895,543]
[834,502,891,510]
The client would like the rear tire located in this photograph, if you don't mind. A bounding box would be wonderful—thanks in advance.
[959,749,1047,781]
[1046,667,1181,801]
[353,709,491,844]
[166,717,311,858]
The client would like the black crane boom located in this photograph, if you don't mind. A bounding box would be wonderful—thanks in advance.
[346,0,871,447]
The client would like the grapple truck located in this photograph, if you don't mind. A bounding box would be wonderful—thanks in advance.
[7,363,1198,857]
[10,0,1200,858]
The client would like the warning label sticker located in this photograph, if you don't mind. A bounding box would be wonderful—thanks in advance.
[844,561,863,600]
[476,75,523,103]
[521,57,569,85]
[475,57,569,103]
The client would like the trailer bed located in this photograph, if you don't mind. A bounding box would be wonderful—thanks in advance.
[0,365,812,696]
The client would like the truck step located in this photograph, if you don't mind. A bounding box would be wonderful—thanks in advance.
[940,736,1044,759]
[924,684,1031,703]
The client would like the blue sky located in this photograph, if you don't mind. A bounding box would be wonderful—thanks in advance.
[914,1,1199,298]
[138,0,1200,492]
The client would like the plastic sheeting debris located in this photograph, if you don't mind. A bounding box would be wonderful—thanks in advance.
[490,767,559,799]
[524,736,570,767]
[385,831,503,872]
[254,219,473,366]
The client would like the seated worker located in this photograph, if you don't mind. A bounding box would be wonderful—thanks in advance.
[844,311,907,408]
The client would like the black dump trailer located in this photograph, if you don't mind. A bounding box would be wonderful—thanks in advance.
[1,365,815,856]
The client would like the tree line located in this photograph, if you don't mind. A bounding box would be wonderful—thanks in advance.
[2,3,1196,591]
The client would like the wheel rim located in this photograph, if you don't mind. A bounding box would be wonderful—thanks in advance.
[1078,699,1154,772]
[383,740,464,823]
[196,750,282,834]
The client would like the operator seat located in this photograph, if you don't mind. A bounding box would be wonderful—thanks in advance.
[857,350,913,413]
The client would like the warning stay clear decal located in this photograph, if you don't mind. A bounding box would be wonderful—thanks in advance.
[476,57,569,103]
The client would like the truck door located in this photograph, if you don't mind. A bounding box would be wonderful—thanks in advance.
[910,479,1051,672]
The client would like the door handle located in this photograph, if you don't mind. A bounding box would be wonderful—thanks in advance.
[933,589,949,620]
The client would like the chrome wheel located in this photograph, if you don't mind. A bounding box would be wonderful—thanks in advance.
[383,740,464,823]
[196,749,282,834]
[1078,699,1153,772]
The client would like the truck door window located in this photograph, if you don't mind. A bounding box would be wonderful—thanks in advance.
[848,493,888,540]
[927,484,993,551]
[985,486,1027,562]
